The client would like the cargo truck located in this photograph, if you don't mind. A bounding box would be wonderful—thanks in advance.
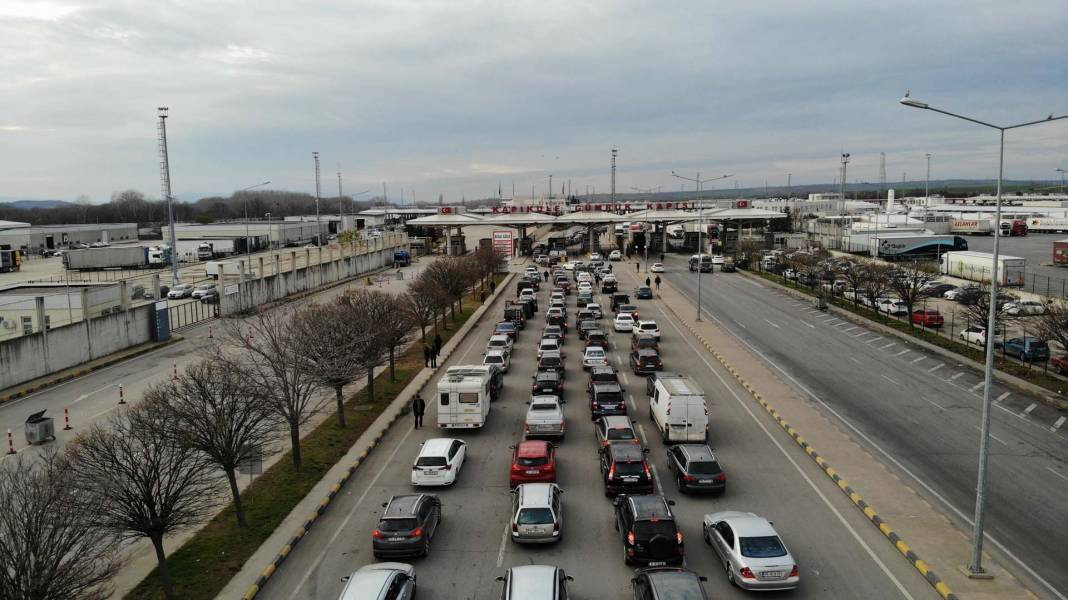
[1027,217,1068,233]
[940,251,1025,286]
[869,234,967,260]
[950,218,995,235]
[0,249,21,273]
[63,246,170,270]
[999,219,1028,236]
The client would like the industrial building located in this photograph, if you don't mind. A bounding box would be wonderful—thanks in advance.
[163,221,329,262]
[0,223,139,252]
[0,282,123,341]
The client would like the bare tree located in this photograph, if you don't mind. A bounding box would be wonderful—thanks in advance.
[960,287,1017,343]
[1036,300,1068,353]
[336,289,390,402]
[861,262,895,309]
[416,265,453,330]
[472,245,506,289]
[290,302,367,427]
[66,404,219,600]
[424,258,477,319]
[736,239,764,269]
[839,258,867,304]
[377,293,415,381]
[218,308,325,470]
[402,282,437,342]
[0,451,121,600]
[146,360,277,528]
[888,262,938,326]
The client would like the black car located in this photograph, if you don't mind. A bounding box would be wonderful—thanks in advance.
[611,293,631,311]
[516,280,534,296]
[631,567,709,599]
[630,348,663,375]
[373,494,442,558]
[601,442,654,497]
[590,382,626,420]
[586,330,609,350]
[538,353,565,379]
[548,313,569,332]
[631,335,659,352]
[602,280,619,293]
[613,494,683,565]
[531,370,564,398]
[578,320,599,340]
[635,286,654,300]
[720,261,737,273]
[518,297,537,317]
[504,306,526,329]
[665,444,726,494]
[587,366,619,393]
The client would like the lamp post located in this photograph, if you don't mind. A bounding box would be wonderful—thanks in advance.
[670,171,733,321]
[265,212,272,249]
[313,152,322,246]
[925,153,932,200]
[900,92,1066,577]
[1057,168,1067,194]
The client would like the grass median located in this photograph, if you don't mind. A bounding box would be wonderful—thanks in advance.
[127,277,501,600]
[747,268,1068,396]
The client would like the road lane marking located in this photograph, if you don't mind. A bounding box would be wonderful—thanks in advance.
[922,397,946,410]
[975,426,1008,446]
[866,336,884,344]
[854,331,874,338]
[659,316,916,599]
[880,342,896,350]
[800,321,816,329]
[910,356,925,364]
[893,349,909,357]
[970,381,985,392]
[1047,467,1068,483]
[843,326,859,333]
[620,371,629,385]
[927,362,944,372]
[881,375,899,384]
[636,422,648,445]
[764,319,781,329]
[996,392,1011,403]
[949,373,964,381]
[628,394,636,412]
[734,319,747,329]
[1051,416,1066,433]
[650,463,664,494]
[1022,403,1038,417]
[496,517,511,567]
[743,278,764,288]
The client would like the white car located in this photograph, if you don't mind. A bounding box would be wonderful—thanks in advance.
[167,283,194,299]
[519,289,536,302]
[710,255,726,265]
[944,286,979,301]
[650,263,665,273]
[484,349,511,373]
[411,438,467,486]
[563,261,577,271]
[189,283,217,299]
[1005,300,1047,316]
[537,337,561,359]
[582,346,609,370]
[589,252,602,261]
[585,303,603,319]
[959,326,998,345]
[546,307,565,320]
[524,396,566,438]
[703,511,800,591]
[608,250,622,261]
[613,313,636,332]
[576,272,593,283]
[487,334,514,354]
[577,283,593,294]
[876,298,909,316]
[633,320,661,340]
[602,273,617,283]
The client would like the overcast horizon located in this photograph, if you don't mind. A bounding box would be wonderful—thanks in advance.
[1,0,1065,205]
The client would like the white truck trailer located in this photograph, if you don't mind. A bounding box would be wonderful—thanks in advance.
[1025,217,1068,233]
[950,218,995,235]
[940,251,1025,286]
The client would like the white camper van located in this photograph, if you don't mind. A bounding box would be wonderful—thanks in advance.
[646,372,708,443]
[437,367,494,428]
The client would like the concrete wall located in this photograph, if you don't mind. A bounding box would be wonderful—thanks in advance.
[0,303,153,390]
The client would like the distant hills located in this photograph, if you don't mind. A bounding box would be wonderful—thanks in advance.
[0,198,73,209]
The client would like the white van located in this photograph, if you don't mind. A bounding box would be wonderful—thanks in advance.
[437,368,493,428]
[646,372,708,443]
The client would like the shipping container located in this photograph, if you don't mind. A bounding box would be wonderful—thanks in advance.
[940,251,1025,286]
[1053,240,1068,267]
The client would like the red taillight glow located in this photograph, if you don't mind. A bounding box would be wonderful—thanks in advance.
[643,462,652,479]
[627,531,635,545]
[740,567,756,580]
[716,473,727,482]
[608,463,616,480]
[511,522,518,532]
[372,529,383,539]
[676,531,684,544]
[790,564,799,577]
[683,474,696,483]
[410,527,423,538]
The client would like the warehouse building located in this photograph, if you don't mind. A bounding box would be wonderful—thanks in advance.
[163,221,329,261]
[0,223,139,252]
[0,282,123,341]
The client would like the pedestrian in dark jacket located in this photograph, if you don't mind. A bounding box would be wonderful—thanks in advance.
[433,333,443,355]
[654,275,662,290]
[412,394,426,429]
[430,344,439,368]
[645,277,651,287]
[423,345,431,367]
[490,280,496,294]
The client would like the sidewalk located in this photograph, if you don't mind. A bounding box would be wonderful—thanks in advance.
[626,267,1035,600]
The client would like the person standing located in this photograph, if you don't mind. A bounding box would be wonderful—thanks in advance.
[490,280,496,294]
[430,344,438,368]
[412,394,426,429]
[423,344,432,367]
[654,275,662,290]
[645,276,651,287]
[433,333,443,356]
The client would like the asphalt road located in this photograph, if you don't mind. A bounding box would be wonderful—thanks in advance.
[255,264,935,600]
[660,255,1068,600]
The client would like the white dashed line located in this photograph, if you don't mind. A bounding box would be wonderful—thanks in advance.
[910,356,925,364]
[879,342,896,350]
[620,371,630,385]
[628,393,637,412]
[893,349,909,357]
[800,321,816,329]
[764,319,781,329]
[975,425,1008,446]
[922,397,946,410]
[881,374,899,384]
[949,373,964,381]
[1051,416,1066,433]
[1022,403,1038,416]
[1047,467,1068,483]
[996,392,1011,403]
[927,362,944,373]
[970,381,985,392]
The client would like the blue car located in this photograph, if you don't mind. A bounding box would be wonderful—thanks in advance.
[999,337,1050,362]
[634,286,654,300]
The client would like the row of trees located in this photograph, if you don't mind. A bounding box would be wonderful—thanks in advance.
[0,247,506,599]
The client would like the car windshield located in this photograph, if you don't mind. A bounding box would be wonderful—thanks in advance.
[607,428,635,440]
[517,508,554,525]
[517,456,548,467]
[739,535,788,558]
[586,349,605,358]
[541,357,561,367]
[531,402,557,411]
[1029,340,1048,349]
[646,572,705,598]
[688,461,722,475]
[634,520,676,537]
[485,355,503,364]
[613,461,645,476]
[415,456,446,467]
[597,391,623,403]
[379,518,417,532]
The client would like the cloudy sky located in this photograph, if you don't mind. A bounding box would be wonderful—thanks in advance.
[1,0,1065,204]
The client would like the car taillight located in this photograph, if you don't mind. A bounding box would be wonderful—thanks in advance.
[627,531,635,545]
[643,462,652,479]
[676,531,684,544]
[410,527,423,538]
[553,522,560,532]
[372,529,383,538]
[739,567,756,580]
[592,401,599,408]
[790,564,799,577]
[716,473,727,482]
[442,463,452,471]
[511,522,518,532]
[682,473,697,483]
[608,463,616,480]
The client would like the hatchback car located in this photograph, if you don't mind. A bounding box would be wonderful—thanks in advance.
[542,325,564,342]
[609,250,623,261]
[167,283,194,299]
[483,349,511,373]
[618,304,640,319]
[999,336,1050,362]
[649,263,665,273]
[338,563,415,600]
[959,325,999,346]
[578,319,600,340]
[600,442,654,496]
[703,511,800,591]
[525,396,566,439]
[509,440,557,486]
[373,494,442,558]
[411,438,466,486]
[614,313,636,332]
[537,352,565,378]
[510,483,563,544]
[495,321,518,340]
[538,337,561,359]
[911,308,944,327]
[590,382,626,420]
[586,303,603,318]
[587,366,619,392]
[531,370,564,398]
[583,346,609,370]
[630,348,663,375]
[631,567,709,600]
[496,565,573,600]
[631,334,659,352]
[634,320,661,340]
[614,494,684,565]
[635,286,654,300]
[602,279,619,293]
[586,330,610,350]
[666,444,726,494]
[596,415,639,446]
[1005,300,1047,316]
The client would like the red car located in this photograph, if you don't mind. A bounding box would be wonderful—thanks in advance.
[911,309,944,328]
[1051,355,1068,375]
[509,440,557,487]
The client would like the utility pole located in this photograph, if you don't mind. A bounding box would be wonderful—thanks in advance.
[337,165,344,228]
[1058,168,1067,194]
[611,148,618,203]
[157,107,179,285]
[787,173,792,199]
[382,182,387,205]
[925,153,932,200]
[840,153,850,202]
[548,174,553,200]
[313,152,322,245]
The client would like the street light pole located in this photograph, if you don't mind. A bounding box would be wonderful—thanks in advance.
[1057,168,1067,194]
[265,212,272,249]
[925,153,932,200]
[313,152,322,245]
[671,171,733,321]
[900,92,1066,577]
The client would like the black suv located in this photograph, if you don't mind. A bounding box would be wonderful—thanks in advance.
[587,366,619,394]
[630,348,663,375]
[578,320,599,340]
[373,494,442,558]
[611,293,631,311]
[590,382,626,420]
[602,279,618,293]
[531,370,564,398]
[631,567,709,599]
[613,494,683,565]
[665,444,726,494]
[600,442,654,496]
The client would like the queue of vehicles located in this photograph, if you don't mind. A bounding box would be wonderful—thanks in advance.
[340,257,799,599]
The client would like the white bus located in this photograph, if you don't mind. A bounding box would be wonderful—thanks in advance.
[437,367,495,429]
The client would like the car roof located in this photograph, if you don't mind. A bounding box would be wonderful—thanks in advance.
[517,440,551,457]
[383,494,424,518]
[635,348,660,357]
[585,346,605,353]
[637,320,657,326]
[709,511,778,536]
[507,565,559,595]
[593,382,623,392]
[609,442,646,462]
[419,438,458,456]
[677,444,717,462]
[540,338,560,345]
[628,494,673,520]
[540,351,562,359]
[530,395,560,405]
[489,335,510,341]
[535,370,560,380]
[601,415,633,429]
[590,366,617,375]
[616,313,634,319]
[485,350,507,358]
[516,483,555,507]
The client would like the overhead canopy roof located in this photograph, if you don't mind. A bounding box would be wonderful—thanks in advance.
[406,213,486,226]
[407,207,785,228]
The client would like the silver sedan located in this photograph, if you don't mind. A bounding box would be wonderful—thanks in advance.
[702,511,799,591]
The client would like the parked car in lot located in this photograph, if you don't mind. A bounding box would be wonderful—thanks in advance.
[1051,355,1068,375]
[373,494,441,559]
[921,282,958,296]
[665,444,726,494]
[496,565,572,599]
[959,325,1000,346]
[601,442,654,497]
[911,308,944,328]
[525,396,566,438]
[338,563,416,600]
[595,415,639,447]
[630,567,710,600]
[590,382,627,420]
[509,441,557,486]
[510,483,563,544]
[1005,300,1047,316]
[167,283,194,299]
[876,298,909,316]
[702,511,800,591]
[630,348,663,375]
[198,287,219,304]
[944,285,980,301]
[998,337,1050,362]
[583,346,609,370]
[614,313,636,332]
[190,283,217,299]
[614,494,684,565]
[411,438,466,487]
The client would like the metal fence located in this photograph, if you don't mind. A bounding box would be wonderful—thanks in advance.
[168,298,217,330]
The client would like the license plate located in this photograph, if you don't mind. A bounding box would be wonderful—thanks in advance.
[622,476,638,482]
[388,537,405,542]
[761,571,784,578]
[525,470,540,475]
[699,480,712,484]
[648,561,667,567]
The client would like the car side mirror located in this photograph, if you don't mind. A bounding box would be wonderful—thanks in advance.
[642,448,650,454]
[381,501,388,507]
[341,576,351,582]
[495,576,506,582]
[698,576,708,582]
[566,575,574,581]
[667,500,676,506]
